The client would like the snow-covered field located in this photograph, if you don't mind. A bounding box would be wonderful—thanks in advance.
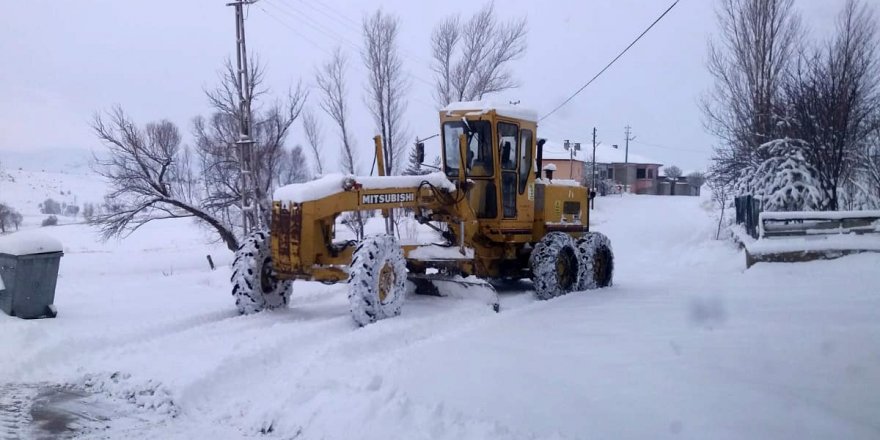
[0,167,105,229]
[1,171,879,439]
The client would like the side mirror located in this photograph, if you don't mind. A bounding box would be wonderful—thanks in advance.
[535,138,546,179]
[416,142,425,164]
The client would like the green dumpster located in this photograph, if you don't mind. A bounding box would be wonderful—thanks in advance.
[0,232,63,319]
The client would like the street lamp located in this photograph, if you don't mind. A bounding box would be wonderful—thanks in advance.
[611,144,618,191]
[563,139,581,179]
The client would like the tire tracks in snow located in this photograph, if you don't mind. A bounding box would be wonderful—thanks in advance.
[121,293,536,438]
[11,284,545,438]
[6,308,242,381]
[0,384,33,440]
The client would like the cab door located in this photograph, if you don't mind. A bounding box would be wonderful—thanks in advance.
[497,121,519,219]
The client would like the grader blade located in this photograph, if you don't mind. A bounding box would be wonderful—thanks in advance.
[408,274,500,313]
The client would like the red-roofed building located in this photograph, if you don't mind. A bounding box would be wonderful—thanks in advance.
[541,140,663,194]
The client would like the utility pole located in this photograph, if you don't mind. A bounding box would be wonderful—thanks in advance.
[228,0,259,236]
[624,125,635,193]
[591,127,599,210]
[563,139,581,180]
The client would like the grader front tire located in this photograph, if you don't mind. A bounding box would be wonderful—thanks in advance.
[347,235,407,326]
[231,231,293,314]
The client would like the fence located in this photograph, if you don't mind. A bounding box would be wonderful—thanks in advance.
[734,195,762,239]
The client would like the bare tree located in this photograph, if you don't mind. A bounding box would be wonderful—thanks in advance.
[706,174,730,240]
[703,0,803,187]
[430,2,527,106]
[854,139,880,207]
[302,109,324,175]
[687,171,707,189]
[278,145,311,185]
[193,57,307,229]
[316,48,364,236]
[1,202,23,231]
[783,0,879,210]
[82,202,96,221]
[0,203,13,233]
[362,9,408,175]
[90,107,240,251]
[432,16,460,107]
[664,165,683,179]
[316,48,358,174]
[664,165,683,195]
[11,211,21,230]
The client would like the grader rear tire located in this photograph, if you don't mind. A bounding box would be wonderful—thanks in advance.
[576,232,614,290]
[347,235,407,326]
[231,231,293,315]
[530,232,582,300]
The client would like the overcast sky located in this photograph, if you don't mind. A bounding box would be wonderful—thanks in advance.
[0,0,851,173]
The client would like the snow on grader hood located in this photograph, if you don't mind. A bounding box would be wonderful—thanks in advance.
[232,102,615,326]
[273,172,456,205]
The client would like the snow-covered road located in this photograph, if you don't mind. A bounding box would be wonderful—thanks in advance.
[2,195,879,439]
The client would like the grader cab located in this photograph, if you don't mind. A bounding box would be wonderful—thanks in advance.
[230,102,614,325]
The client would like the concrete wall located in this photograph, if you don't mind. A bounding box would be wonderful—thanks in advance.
[657,181,699,196]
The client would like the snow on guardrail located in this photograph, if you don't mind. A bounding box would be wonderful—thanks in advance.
[758,210,880,239]
[759,210,880,221]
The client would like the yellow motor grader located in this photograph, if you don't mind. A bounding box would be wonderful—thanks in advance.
[230,102,614,325]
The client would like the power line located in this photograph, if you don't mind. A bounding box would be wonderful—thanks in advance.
[293,0,358,27]
[266,0,435,89]
[266,0,361,53]
[258,4,331,55]
[632,139,706,153]
[257,1,437,111]
[292,0,436,67]
[539,0,680,122]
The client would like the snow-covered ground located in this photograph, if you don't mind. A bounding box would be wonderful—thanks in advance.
[1,172,879,439]
[0,167,106,229]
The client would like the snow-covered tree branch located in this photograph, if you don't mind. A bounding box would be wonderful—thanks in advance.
[90,107,240,251]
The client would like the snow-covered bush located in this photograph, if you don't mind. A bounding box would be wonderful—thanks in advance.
[41,215,58,227]
[40,198,61,215]
[82,202,97,221]
[736,138,824,211]
[63,204,80,217]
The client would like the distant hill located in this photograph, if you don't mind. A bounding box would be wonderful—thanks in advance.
[0,147,93,174]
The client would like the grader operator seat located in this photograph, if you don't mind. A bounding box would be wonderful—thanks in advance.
[501,141,513,169]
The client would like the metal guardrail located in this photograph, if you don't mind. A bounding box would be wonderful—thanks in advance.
[758,210,880,239]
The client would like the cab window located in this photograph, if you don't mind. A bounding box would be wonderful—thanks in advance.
[442,120,493,178]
